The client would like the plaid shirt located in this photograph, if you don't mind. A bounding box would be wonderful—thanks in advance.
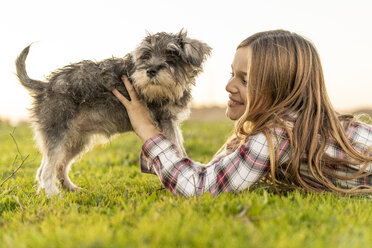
[140,121,372,196]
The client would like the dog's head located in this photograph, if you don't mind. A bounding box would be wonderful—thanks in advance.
[131,30,211,104]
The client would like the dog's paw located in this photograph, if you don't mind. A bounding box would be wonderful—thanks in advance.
[40,185,60,197]
[66,185,83,192]
[61,181,82,192]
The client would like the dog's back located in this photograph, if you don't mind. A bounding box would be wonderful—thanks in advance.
[16,45,136,132]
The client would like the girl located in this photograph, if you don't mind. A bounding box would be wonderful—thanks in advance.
[112,30,372,196]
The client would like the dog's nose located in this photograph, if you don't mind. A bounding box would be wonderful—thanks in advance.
[146,67,158,78]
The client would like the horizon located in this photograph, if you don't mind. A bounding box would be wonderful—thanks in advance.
[2,105,372,127]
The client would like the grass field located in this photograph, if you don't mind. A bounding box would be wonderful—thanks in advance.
[0,119,371,248]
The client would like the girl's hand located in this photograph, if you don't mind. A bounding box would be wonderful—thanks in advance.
[112,76,160,142]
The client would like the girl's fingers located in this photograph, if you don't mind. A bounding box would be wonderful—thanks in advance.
[121,75,138,101]
[112,89,129,107]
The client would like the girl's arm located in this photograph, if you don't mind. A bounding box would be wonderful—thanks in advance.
[140,132,284,196]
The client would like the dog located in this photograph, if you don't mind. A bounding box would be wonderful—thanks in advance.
[16,30,211,196]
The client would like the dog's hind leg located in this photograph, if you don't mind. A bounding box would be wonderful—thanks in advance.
[55,135,90,192]
[33,129,59,195]
[57,160,81,192]
[35,157,46,189]
[40,140,85,196]
[39,147,64,196]
[56,155,82,192]
[36,133,81,196]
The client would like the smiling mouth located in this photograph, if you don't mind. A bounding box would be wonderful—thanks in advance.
[228,99,244,107]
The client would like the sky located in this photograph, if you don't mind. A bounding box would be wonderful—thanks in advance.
[1,0,372,123]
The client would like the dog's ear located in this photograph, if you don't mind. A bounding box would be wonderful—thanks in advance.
[177,30,212,67]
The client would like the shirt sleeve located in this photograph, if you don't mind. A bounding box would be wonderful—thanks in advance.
[140,132,282,197]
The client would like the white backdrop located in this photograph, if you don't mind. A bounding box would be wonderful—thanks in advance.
[1,0,371,122]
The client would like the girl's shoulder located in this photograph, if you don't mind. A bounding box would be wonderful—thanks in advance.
[347,121,372,145]
[351,120,372,130]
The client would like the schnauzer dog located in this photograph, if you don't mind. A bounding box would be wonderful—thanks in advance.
[16,30,211,196]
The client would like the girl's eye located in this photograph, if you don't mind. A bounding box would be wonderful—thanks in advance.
[230,71,247,85]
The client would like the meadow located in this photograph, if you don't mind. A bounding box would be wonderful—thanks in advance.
[0,118,371,248]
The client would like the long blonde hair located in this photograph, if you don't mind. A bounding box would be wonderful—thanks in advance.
[232,30,372,194]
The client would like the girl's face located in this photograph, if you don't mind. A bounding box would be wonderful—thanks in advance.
[225,47,250,120]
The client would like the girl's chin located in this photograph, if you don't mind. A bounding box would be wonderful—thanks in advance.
[226,107,244,121]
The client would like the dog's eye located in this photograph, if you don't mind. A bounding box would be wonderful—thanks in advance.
[166,60,174,66]
[166,51,180,66]
[139,53,151,60]
[166,50,179,58]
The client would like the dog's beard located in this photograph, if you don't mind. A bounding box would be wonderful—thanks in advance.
[132,69,185,103]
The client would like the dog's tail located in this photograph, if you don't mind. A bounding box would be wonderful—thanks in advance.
[16,45,48,92]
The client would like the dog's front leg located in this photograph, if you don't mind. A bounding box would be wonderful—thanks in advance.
[159,120,187,157]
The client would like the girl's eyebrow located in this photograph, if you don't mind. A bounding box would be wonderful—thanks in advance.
[231,65,247,76]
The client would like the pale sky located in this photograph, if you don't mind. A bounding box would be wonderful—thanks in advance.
[1,0,371,122]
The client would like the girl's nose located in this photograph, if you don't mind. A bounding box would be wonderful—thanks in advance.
[225,78,238,94]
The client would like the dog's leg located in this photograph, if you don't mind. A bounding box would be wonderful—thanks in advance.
[40,142,84,196]
[55,134,90,192]
[160,120,187,156]
[56,156,82,192]
[39,148,62,197]
[36,157,45,188]
[173,124,187,157]
[33,129,60,196]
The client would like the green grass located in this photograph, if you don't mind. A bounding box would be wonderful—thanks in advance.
[0,120,371,248]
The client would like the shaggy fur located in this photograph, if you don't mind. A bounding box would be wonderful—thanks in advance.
[16,30,211,196]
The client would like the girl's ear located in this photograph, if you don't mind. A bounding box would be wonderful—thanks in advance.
[177,29,212,67]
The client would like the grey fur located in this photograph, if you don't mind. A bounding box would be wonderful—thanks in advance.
[16,30,211,196]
